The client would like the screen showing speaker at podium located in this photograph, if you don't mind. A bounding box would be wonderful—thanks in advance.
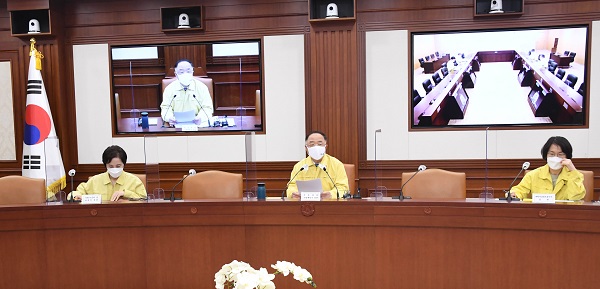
[110,40,263,134]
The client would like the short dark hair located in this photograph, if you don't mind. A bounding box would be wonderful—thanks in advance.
[305,130,328,141]
[175,59,193,68]
[102,145,128,165]
[541,136,573,160]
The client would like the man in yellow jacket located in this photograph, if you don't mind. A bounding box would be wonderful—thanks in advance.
[286,131,349,199]
[510,136,585,200]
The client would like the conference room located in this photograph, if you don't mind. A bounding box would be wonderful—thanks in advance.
[1,0,600,289]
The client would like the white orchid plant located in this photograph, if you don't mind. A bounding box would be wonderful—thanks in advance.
[215,260,317,289]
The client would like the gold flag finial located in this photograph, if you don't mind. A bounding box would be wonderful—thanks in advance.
[29,38,44,70]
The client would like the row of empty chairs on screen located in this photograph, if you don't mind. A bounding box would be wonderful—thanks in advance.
[563,50,576,63]
[554,68,579,89]
[418,52,442,67]
[422,65,449,94]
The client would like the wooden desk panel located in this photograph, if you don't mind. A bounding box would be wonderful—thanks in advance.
[422,54,450,73]
[550,53,571,68]
[1,200,600,289]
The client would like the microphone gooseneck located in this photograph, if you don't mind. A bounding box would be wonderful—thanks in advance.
[68,169,76,202]
[318,164,339,200]
[396,165,427,201]
[282,164,309,200]
[162,95,177,127]
[193,95,212,127]
[503,162,529,202]
[168,169,195,202]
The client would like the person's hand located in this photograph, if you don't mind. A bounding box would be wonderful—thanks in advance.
[561,158,577,171]
[291,192,300,199]
[168,116,177,124]
[110,191,125,201]
[193,114,202,124]
[68,191,82,201]
[320,192,332,199]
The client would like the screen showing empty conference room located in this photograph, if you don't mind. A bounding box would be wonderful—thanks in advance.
[411,25,588,128]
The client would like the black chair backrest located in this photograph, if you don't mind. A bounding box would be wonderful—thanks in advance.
[441,67,448,77]
[566,74,578,84]
[425,55,430,61]
[548,63,557,73]
[422,79,433,94]
[419,58,425,65]
[555,68,565,80]
[432,72,442,84]
[564,50,570,56]
[564,79,575,88]
[578,82,585,95]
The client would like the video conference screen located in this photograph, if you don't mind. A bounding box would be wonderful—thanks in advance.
[410,25,588,129]
[110,40,263,134]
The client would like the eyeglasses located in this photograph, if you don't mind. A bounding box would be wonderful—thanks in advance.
[547,152,566,158]
[175,68,193,74]
[305,142,325,148]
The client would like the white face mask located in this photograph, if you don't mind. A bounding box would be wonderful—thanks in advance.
[177,73,194,86]
[108,167,123,178]
[547,156,563,170]
[307,145,326,161]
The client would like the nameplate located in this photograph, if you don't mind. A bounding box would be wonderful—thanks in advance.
[300,192,321,201]
[81,194,102,204]
[532,193,555,204]
[181,125,198,131]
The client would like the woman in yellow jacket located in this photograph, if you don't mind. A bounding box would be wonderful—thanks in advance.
[509,136,585,201]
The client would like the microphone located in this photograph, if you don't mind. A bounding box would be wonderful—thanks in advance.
[502,162,530,202]
[68,169,76,202]
[193,95,212,127]
[162,94,176,127]
[282,164,309,200]
[167,169,196,202]
[394,165,426,200]
[317,163,339,200]
[374,129,382,192]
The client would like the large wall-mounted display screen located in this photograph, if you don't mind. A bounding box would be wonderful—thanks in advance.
[111,40,262,134]
[410,25,588,129]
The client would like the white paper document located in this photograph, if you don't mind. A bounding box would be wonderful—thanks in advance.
[174,110,195,123]
[296,179,323,193]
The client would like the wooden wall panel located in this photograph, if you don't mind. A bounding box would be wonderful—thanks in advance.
[307,22,359,166]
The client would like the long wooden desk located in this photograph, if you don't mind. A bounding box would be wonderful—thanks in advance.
[2,199,600,289]
[414,54,475,126]
[117,115,261,133]
[550,53,571,68]
[517,51,583,123]
[422,54,450,74]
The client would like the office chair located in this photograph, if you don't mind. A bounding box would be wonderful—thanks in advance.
[419,58,425,68]
[422,79,434,94]
[432,72,442,84]
[581,170,594,202]
[400,169,466,199]
[569,52,576,63]
[441,67,449,77]
[563,50,570,56]
[565,74,578,88]
[425,55,430,61]
[412,89,422,107]
[577,82,585,96]
[0,176,46,205]
[548,63,557,74]
[555,68,565,80]
[182,170,243,199]
[343,164,356,195]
